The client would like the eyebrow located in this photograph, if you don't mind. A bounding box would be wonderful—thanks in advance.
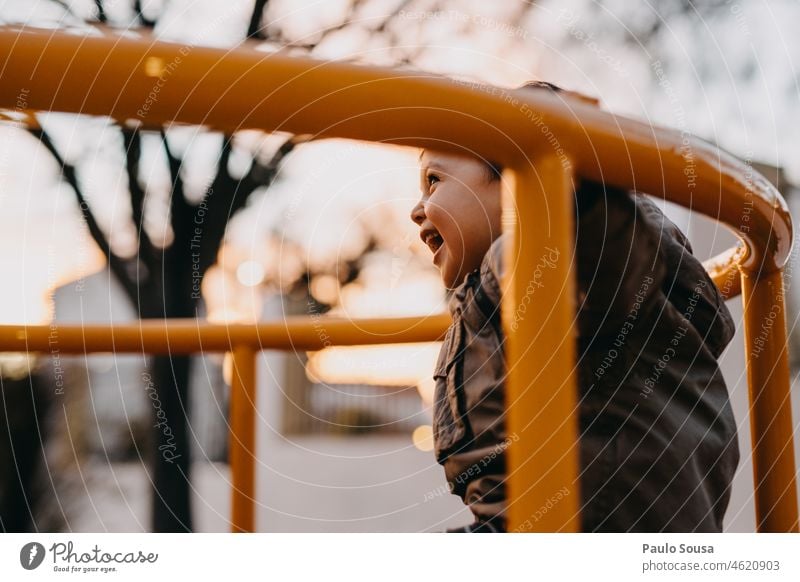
[421,159,446,172]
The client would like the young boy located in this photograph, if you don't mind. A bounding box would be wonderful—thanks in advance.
[410,83,739,533]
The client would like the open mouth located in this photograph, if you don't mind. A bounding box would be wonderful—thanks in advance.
[423,231,444,255]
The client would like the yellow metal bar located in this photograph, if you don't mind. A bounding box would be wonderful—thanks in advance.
[0,26,796,533]
[0,314,451,354]
[741,269,799,532]
[704,247,744,301]
[229,344,257,533]
[504,156,581,532]
[0,27,791,278]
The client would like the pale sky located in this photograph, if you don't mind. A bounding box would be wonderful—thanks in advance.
[0,0,797,329]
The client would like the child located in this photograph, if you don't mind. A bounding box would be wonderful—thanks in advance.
[410,82,739,533]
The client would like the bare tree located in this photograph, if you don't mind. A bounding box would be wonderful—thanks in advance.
[25,0,426,532]
[30,119,301,531]
[15,0,546,532]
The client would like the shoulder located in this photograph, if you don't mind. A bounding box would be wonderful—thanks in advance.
[484,234,506,276]
[447,234,507,315]
[632,193,693,253]
[478,234,508,306]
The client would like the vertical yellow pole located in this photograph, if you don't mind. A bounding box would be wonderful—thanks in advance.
[741,268,799,532]
[229,344,258,532]
[503,156,581,532]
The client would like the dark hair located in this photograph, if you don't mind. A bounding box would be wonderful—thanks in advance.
[485,80,565,182]
[485,160,503,182]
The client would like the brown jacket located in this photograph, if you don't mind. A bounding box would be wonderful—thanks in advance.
[432,182,739,532]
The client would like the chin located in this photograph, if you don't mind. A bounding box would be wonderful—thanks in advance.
[441,269,461,290]
[437,254,464,289]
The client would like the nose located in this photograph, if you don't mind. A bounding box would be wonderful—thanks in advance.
[410,198,426,226]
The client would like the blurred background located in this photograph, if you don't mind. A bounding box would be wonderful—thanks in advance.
[0,0,798,532]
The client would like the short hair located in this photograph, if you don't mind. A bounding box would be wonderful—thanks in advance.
[485,81,565,182]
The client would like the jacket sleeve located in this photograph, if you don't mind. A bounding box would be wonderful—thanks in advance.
[482,183,668,340]
[431,239,509,530]
[634,194,735,357]
[442,187,736,534]
[435,186,669,528]
[573,182,667,338]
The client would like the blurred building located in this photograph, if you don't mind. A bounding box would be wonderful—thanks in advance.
[50,269,228,462]
[45,269,453,532]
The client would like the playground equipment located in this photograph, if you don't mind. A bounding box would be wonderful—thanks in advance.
[0,26,796,532]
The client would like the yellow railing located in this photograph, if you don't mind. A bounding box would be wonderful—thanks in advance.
[0,26,796,532]
[0,316,449,532]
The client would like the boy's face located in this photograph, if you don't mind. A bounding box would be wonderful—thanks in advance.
[411,150,502,289]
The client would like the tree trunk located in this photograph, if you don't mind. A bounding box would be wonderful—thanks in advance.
[143,239,197,532]
[0,372,50,532]
[149,353,193,532]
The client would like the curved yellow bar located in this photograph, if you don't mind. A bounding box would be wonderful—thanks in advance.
[0,26,795,533]
[0,26,790,274]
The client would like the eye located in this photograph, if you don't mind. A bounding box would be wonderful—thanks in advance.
[426,172,440,187]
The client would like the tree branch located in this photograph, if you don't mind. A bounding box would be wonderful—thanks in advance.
[247,0,270,40]
[46,0,75,17]
[93,0,107,23]
[134,0,157,28]
[239,134,305,196]
[159,129,191,221]
[267,0,414,53]
[28,125,140,305]
[122,128,159,270]
[195,135,302,275]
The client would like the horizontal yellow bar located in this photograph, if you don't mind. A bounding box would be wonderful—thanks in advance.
[0,26,790,274]
[0,314,452,354]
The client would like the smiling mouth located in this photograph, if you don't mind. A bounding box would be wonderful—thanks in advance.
[423,231,444,255]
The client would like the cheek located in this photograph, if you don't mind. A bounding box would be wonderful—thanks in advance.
[430,210,466,266]
[426,193,460,240]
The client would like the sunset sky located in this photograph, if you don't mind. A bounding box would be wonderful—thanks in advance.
[1,0,797,390]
